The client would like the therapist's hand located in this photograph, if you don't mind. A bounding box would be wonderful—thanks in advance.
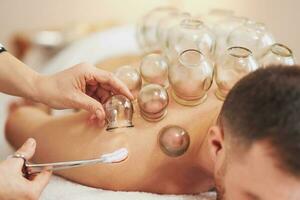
[34,63,134,122]
[0,138,52,200]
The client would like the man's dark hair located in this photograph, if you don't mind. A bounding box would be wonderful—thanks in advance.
[220,65,300,177]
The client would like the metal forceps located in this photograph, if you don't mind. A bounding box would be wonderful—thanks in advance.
[16,148,128,176]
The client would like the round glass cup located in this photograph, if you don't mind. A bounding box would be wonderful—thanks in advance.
[156,12,191,51]
[136,7,179,53]
[169,49,214,106]
[215,47,259,100]
[165,18,216,63]
[104,95,134,131]
[158,125,190,157]
[227,21,275,59]
[260,43,296,68]
[212,16,248,59]
[140,53,169,88]
[137,84,169,122]
[114,65,142,99]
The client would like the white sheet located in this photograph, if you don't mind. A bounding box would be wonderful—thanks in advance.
[0,25,216,200]
[41,176,216,200]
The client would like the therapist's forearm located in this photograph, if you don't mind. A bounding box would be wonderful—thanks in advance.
[0,49,133,121]
[0,52,40,99]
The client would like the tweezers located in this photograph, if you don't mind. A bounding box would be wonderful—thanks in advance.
[22,148,128,176]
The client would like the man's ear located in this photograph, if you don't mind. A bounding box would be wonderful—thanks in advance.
[207,125,225,164]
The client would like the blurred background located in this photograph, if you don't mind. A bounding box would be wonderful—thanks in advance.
[0,0,299,59]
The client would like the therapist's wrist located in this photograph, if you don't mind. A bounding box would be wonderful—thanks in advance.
[31,73,64,108]
[27,73,46,103]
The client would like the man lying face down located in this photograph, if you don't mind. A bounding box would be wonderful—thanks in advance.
[5,65,300,199]
[210,66,300,199]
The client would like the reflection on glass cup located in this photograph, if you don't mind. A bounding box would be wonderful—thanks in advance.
[115,65,142,99]
[140,53,169,88]
[260,43,296,68]
[215,47,259,100]
[104,95,134,131]
[138,84,169,122]
[169,49,214,106]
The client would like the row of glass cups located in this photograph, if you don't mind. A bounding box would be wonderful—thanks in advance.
[103,43,296,130]
[137,7,283,65]
[141,44,296,104]
[136,7,216,58]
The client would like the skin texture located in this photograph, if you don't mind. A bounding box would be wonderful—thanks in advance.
[5,55,222,194]
[227,142,300,200]
[210,137,300,200]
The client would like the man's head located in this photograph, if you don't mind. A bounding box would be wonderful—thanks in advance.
[208,66,300,200]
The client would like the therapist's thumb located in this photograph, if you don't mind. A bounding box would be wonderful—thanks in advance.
[15,138,36,160]
[75,93,106,121]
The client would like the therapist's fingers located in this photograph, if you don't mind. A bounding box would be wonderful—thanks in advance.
[92,69,134,100]
[75,92,106,121]
[7,138,37,174]
[31,170,52,195]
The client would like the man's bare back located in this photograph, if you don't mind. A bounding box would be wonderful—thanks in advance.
[5,55,222,194]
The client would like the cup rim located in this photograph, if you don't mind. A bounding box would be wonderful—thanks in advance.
[227,46,252,58]
[178,49,204,67]
[271,43,293,57]
[180,18,204,29]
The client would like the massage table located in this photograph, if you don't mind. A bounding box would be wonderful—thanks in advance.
[0,25,216,200]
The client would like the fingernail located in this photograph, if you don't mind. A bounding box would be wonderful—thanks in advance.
[25,138,36,147]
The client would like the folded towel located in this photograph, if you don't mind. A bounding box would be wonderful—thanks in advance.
[41,176,216,200]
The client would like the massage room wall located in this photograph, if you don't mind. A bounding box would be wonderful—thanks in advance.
[0,0,299,159]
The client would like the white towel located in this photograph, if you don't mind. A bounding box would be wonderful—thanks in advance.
[41,176,216,200]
